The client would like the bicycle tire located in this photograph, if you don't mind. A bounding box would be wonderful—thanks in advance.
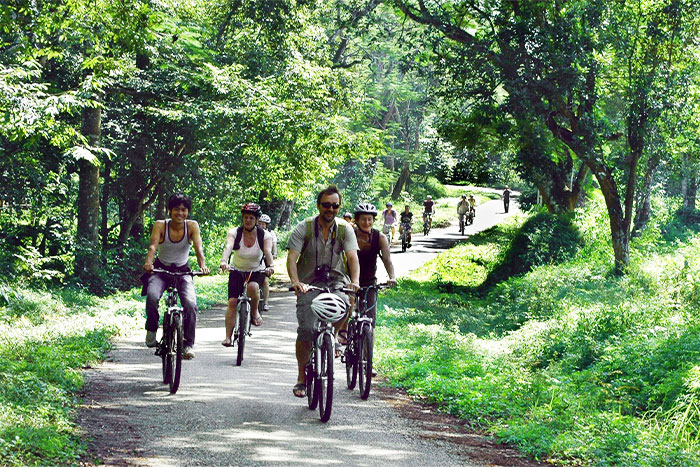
[162,314,172,385]
[345,324,358,390]
[170,313,183,393]
[358,324,374,400]
[459,219,464,235]
[318,333,334,422]
[306,360,318,409]
[401,231,407,252]
[236,303,249,366]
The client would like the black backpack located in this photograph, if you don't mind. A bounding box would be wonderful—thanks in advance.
[233,225,266,252]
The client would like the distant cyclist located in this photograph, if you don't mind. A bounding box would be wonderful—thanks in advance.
[468,194,476,216]
[422,195,435,230]
[399,205,413,248]
[381,202,398,242]
[220,203,274,346]
[258,213,277,312]
[143,193,210,360]
[457,195,469,227]
[503,186,511,213]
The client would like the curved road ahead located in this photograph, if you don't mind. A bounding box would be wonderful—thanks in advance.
[78,196,540,466]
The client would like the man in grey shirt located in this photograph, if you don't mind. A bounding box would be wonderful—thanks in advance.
[287,185,360,398]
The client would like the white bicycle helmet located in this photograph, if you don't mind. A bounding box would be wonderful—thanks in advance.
[311,293,347,323]
[259,214,271,223]
[354,203,377,217]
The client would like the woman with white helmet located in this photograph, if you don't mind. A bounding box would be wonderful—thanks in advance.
[257,213,277,312]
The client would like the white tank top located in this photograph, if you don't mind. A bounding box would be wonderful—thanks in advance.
[231,228,266,272]
[158,220,191,266]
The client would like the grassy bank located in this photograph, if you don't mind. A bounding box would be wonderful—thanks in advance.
[375,194,700,466]
[0,274,228,466]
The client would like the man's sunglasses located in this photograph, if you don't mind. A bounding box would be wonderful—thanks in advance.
[320,202,341,209]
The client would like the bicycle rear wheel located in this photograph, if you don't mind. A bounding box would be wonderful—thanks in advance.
[459,219,464,235]
[401,231,407,252]
[169,314,183,394]
[318,333,334,422]
[236,303,249,366]
[358,324,374,400]
[345,324,357,390]
[306,359,318,410]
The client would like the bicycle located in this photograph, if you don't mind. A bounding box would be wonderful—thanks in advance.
[152,269,205,394]
[458,213,466,235]
[467,207,475,226]
[227,268,255,366]
[400,221,411,252]
[343,283,389,400]
[382,223,394,245]
[423,212,433,236]
[292,285,352,422]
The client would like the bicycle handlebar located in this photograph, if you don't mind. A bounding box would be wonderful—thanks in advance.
[151,269,208,276]
[288,285,355,294]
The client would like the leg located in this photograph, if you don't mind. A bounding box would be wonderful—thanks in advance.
[296,340,313,385]
[145,274,168,332]
[296,290,320,386]
[262,276,270,310]
[177,275,198,348]
[248,281,262,326]
[224,297,238,343]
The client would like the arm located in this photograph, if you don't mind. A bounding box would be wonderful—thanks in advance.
[220,228,237,273]
[143,221,165,272]
[263,235,274,277]
[345,249,360,292]
[378,234,396,287]
[286,249,307,294]
[189,221,210,275]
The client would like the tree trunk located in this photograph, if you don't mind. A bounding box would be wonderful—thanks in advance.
[101,157,111,250]
[593,165,630,273]
[632,154,660,237]
[682,170,698,211]
[75,105,102,282]
[277,200,294,230]
[391,162,410,200]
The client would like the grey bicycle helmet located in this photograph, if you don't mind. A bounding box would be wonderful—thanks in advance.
[310,293,347,323]
[354,203,377,218]
[259,214,271,223]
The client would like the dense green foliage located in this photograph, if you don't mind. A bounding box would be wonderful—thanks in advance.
[376,194,700,465]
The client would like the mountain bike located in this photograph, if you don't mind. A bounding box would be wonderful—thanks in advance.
[343,283,389,400]
[423,212,433,236]
[294,285,352,422]
[467,207,475,226]
[400,221,411,252]
[152,269,205,394]
[227,269,255,366]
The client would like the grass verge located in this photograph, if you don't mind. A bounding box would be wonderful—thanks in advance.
[375,194,700,466]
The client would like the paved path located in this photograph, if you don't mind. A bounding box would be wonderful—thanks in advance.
[78,197,536,466]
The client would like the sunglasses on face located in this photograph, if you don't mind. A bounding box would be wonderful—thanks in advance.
[320,202,341,209]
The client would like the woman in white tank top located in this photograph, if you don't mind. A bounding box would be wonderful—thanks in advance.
[219,203,274,346]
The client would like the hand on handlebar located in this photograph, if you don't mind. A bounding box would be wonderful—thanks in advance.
[200,265,211,275]
[220,262,229,274]
[387,278,397,287]
[291,281,309,294]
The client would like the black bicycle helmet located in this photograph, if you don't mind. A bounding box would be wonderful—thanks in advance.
[241,202,262,218]
[354,203,378,218]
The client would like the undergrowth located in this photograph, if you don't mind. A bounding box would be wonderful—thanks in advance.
[376,193,700,466]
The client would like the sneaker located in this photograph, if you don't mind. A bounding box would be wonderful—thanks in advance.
[145,330,158,348]
[372,368,378,377]
[183,346,195,360]
[262,303,270,312]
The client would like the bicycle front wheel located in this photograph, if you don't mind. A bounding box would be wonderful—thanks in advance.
[318,333,334,422]
[358,324,374,400]
[236,303,249,366]
[306,359,318,410]
[169,313,183,394]
[162,316,171,385]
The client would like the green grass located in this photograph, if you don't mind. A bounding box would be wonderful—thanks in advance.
[0,274,228,466]
[375,194,700,466]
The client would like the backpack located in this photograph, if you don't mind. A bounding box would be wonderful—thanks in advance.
[299,216,349,270]
[233,225,266,252]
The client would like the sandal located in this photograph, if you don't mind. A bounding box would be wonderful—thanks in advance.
[337,330,348,346]
[221,338,233,347]
[335,342,344,358]
[293,383,306,398]
[252,314,263,327]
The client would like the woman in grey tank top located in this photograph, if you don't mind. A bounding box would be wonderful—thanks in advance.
[143,193,210,360]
